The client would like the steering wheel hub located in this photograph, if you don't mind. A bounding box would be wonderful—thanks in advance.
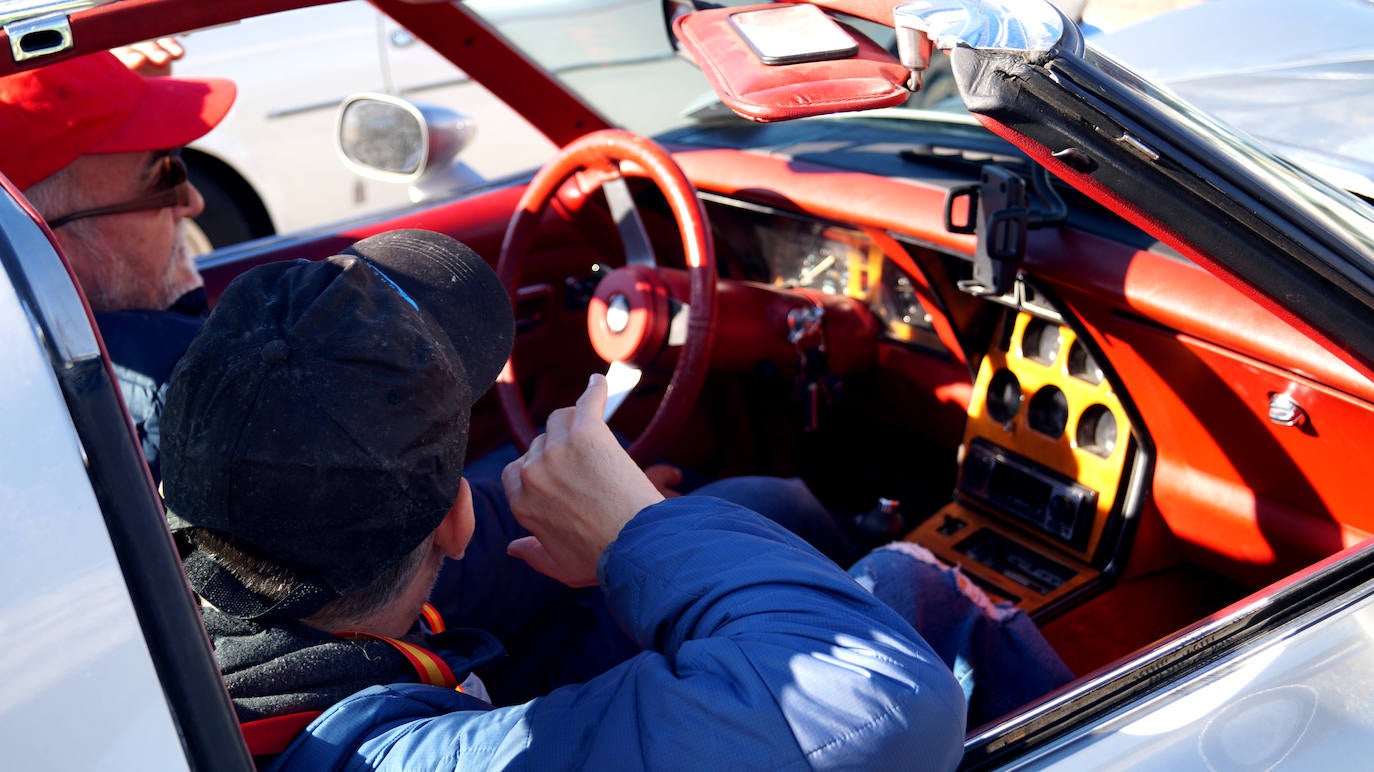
[606,294,631,333]
[589,266,671,366]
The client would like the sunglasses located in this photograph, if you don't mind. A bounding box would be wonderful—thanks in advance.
[46,149,190,229]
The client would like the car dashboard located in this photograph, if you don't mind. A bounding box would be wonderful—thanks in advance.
[699,190,1144,617]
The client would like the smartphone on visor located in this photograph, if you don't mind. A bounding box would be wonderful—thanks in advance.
[728,4,860,65]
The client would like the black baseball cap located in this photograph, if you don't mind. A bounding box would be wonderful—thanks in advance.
[161,229,513,622]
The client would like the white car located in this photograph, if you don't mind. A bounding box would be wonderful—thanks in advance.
[176,0,677,247]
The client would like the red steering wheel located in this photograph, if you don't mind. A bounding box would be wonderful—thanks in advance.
[495,129,717,464]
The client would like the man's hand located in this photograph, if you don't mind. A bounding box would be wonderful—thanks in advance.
[502,374,665,587]
[111,38,185,77]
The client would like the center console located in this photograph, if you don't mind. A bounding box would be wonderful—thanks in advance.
[909,304,1140,615]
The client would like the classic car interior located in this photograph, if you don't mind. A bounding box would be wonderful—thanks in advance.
[201,98,1370,690]
[8,0,1374,754]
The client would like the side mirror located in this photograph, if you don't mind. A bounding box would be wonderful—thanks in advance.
[336,93,481,201]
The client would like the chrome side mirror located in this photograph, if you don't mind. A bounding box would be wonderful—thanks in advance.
[336,93,480,200]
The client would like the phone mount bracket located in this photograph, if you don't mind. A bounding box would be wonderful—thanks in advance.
[946,165,1028,297]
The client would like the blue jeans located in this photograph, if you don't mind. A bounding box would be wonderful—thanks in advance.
[435,449,1071,725]
[849,543,1074,728]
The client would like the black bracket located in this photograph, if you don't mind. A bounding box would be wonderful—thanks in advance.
[944,165,1029,297]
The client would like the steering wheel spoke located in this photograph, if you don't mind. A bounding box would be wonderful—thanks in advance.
[602,360,644,421]
[666,297,691,348]
[601,174,657,268]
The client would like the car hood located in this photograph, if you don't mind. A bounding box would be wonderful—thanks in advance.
[1090,0,1374,198]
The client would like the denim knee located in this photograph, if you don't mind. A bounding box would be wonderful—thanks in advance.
[850,543,1074,726]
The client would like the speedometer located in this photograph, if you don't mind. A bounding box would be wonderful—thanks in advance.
[771,225,869,296]
[796,247,848,294]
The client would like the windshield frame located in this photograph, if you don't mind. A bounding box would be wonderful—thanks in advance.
[949,33,1374,381]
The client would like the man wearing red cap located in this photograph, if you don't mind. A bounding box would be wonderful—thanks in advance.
[0,50,236,478]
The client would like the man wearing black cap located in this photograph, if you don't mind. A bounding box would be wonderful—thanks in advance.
[160,228,968,769]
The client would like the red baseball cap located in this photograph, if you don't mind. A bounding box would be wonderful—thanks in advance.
[0,51,236,190]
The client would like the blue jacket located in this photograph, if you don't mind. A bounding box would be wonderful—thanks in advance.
[269,497,967,770]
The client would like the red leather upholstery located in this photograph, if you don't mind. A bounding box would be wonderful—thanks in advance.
[673,4,910,122]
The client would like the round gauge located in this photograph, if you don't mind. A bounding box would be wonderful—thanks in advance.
[1028,385,1069,438]
[1076,404,1119,457]
[986,369,1023,424]
[796,248,848,295]
[1021,319,1061,365]
[1067,340,1104,385]
[886,274,926,326]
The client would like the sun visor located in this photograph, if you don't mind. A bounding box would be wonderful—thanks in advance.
[673,3,912,123]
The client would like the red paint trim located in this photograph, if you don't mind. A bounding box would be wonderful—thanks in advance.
[240,710,322,758]
[199,184,528,304]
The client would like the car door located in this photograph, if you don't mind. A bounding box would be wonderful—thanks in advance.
[0,183,248,770]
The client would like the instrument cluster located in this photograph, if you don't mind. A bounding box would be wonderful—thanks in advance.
[703,195,942,349]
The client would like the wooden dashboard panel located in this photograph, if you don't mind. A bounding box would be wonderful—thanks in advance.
[910,309,1136,614]
[909,502,1099,614]
[962,311,1134,564]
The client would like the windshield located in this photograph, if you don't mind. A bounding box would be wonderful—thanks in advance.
[1081,44,1374,260]
[463,0,968,139]
[466,0,1374,220]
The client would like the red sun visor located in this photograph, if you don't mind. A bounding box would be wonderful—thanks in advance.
[673,3,912,123]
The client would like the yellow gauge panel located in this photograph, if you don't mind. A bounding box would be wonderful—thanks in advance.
[963,311,1133,563]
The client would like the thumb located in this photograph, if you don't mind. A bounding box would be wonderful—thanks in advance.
[507,536,598,588]
[507,535,556,573]
[573,373,608,429]
[507,536,571,583]
[644,464,684,497]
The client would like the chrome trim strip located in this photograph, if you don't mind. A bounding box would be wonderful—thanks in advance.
[894,0,1065,55]
[962,538,1374,767]
[0,0,97,27]
[0,192,99,366]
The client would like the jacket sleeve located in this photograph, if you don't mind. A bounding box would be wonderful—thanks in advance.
[270,497,966,771]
